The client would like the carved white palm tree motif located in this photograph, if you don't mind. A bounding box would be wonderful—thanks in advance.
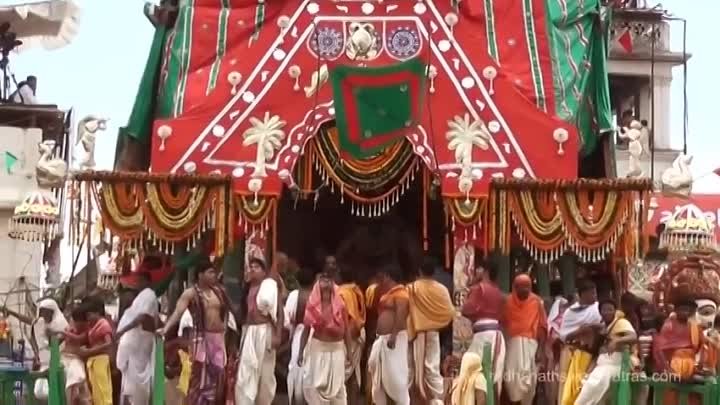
[242,112,287,178]
[446,113,491,168]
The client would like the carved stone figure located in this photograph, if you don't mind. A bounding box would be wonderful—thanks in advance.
[346,22,379,60]
[75,115,108,171]
[36,140,68,189]
[661,153,693,198]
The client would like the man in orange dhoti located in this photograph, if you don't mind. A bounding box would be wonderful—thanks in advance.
[653,298,703,405]
[337,267,366,405]
[503,274,547,405]
[407,258,454,405]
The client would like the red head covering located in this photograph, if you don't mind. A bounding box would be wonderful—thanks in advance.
[304,281,346,336]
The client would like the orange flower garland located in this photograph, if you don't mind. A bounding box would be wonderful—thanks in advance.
[75,171,233,256]
[489,178,651,263]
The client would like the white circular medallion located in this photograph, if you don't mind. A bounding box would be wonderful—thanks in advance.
[306,2,320,14]
[273,49,286,60]
[438,40,451,52]
[414,3,427,14]
[415,145,425,154]
[488,121,501,133]
[512,168,526,178]
[291,145,300,153]
[328,107,336,115]
[471,168,483,179]
[361,2,375,14]
[248,178,263,192]
[242,91,255,103]
[461,77,475,89]
[212,125,225,137]
[508,38,517,46]
[183,162,197,173]
[232,167,245,178]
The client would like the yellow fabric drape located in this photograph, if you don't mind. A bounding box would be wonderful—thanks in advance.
[365,283,378,309]
[560,349,593,405]
[338,283,366,330]
[177,349,191,395]
[406,279,454,339]
[450,352,487,405]
[87,354,113,405]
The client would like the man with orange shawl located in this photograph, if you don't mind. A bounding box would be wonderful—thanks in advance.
[503,274,547,405]
[337,266,366,405]
[368,264,411,405]
[298,272,350,405]
[407,258,454,405]
[653,297,709,405]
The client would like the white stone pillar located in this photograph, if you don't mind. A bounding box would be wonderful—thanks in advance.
[649,75,672,150]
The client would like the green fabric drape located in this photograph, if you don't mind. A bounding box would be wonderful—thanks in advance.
[546,0,613,155]
[115,25,169,149]
[49,337,65,405]
[153,337,165,405]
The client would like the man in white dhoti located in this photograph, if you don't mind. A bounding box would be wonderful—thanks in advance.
[574,299,637,405]
[368,265,411,405]
[461,266,506,399]
[503,274,547,405]
[236,258,283,405]
[558,281,603,405]
[285,267,316,405]
[22,299,91,405]
[115,272,159,405]
[297,272,350,405]
[407,258,454,405]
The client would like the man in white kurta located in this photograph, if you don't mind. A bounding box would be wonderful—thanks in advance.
[236,258,282,405]
[115,287,159,405]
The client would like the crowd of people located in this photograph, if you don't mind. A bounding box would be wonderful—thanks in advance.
[4,253,720,405]
[3,253,457,405]
[458,265,720,405]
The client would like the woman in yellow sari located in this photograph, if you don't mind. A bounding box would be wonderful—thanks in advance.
[450,352,487,405]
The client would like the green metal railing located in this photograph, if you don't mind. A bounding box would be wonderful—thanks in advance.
[0,336,166,405]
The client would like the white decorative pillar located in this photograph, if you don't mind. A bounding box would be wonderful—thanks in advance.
[649,75,672,150]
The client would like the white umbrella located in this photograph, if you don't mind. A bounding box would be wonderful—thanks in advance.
[0,0,81,52]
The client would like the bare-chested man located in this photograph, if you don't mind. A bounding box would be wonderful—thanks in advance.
[236,258,283,405]
[162,257,233,405]
[368,264,411,405]
[285,267,316,405]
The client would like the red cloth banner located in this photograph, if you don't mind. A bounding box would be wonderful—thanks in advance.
[646,194,720,239]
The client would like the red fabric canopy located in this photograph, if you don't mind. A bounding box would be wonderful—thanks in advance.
[152,0,578,196]
[646,194,720,240]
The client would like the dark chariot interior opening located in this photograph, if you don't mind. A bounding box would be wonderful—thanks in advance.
[276,125,446,286]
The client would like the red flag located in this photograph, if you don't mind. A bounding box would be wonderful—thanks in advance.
[617,29,633,53]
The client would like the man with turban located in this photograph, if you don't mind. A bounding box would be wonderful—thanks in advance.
[502,274,547,405]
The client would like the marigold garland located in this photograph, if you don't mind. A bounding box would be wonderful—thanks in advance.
[489,178,651,263]
[77,171,233,256]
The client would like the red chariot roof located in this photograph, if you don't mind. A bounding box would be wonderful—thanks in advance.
[151,0,578,196]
